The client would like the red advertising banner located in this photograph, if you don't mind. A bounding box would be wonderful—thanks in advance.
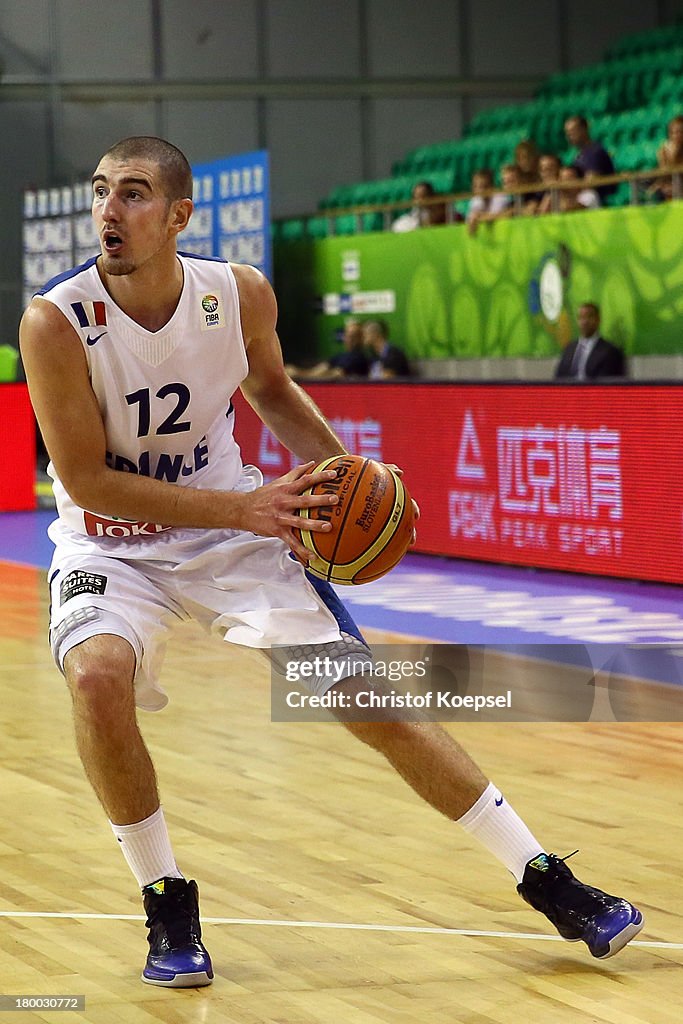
[0,384,36,512]
[233,383,683,585]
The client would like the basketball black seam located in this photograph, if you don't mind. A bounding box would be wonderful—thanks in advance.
[303,456,341,566]
[325,458,371,575]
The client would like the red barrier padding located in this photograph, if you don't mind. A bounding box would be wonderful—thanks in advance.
[0,384,36,512]
[233,383,683,585]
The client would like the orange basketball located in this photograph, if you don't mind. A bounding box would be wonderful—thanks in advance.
[294,454,414,585]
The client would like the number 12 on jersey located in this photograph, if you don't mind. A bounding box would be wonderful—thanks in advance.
[126,383,192,438]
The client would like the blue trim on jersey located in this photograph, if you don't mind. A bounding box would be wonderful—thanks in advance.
[36,255,99,296]
[303,569,367,645]
[178,250,228,264]
[37,251,226,297]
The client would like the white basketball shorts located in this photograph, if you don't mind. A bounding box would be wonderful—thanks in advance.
[47,516,370,712]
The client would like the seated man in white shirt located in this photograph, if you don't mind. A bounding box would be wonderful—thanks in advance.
[392,180,448,232]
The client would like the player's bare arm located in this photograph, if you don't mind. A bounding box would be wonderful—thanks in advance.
[19,296,337,549]
[235,263,348,464]
[234,263,419,544]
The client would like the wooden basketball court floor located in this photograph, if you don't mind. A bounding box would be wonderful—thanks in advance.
[1,557,682,1024]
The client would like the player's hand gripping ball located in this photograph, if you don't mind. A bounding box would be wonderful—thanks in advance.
[294,454,415,584]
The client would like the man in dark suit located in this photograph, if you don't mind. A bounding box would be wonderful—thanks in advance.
[284,318,369,380]
[555,303,626,380]
[363,319,412,379]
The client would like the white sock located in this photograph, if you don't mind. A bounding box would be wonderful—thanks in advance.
[458,782,545,883]
[109,807,184,888]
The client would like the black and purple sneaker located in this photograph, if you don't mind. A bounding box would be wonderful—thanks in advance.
[141,877,213,987]
[517,853,643,959]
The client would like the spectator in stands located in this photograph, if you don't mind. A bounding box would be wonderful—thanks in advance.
[285,318,369,380]
[467,163,524,234]
[536,160,601,215]
[564,115,616,198]
[529,153,562,215]
[363,320,412,379]
[648,114,683,202]
[392,180,448,232]
[514,139,541,187]
[555,303,626,380]
[466,168,507,223]
[556,166,601,211]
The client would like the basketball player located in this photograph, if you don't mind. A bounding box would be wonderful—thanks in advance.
[20,137,642,988]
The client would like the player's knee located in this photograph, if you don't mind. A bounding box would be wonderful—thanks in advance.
[332,675,424,749]
[65,641,135,714]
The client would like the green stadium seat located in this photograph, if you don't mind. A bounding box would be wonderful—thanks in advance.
[386,177,414,203]
[280,218,306,241]
[466,102,536,136]
[361,211,384,232]
[597,103,678,152]
[607,24,683,60]
[386,177,409,202]
[604,181,632,208]
[339,181,378,207]
[321,184,356,210]
[640,104,668,140]
[348,181,374,205]
[625,107,654,142]
[610,109,642,145]
[306,216,330,238]
[653,72,683,106]
[615,140,658,172]
[426,168,455,194]
[334,214,360,235]
[429,142,458,171]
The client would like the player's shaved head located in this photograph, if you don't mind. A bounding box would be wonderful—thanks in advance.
[102,137,193,202]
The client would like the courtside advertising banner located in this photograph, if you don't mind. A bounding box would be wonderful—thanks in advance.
[188,150,271,280]
[0,384,36,511]
[233,384,683,585]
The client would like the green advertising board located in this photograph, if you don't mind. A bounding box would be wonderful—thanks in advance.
[274,201,683,363]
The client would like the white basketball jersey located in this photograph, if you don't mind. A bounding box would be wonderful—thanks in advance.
[38,252,249,538]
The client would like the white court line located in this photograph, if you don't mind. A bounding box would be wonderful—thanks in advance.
[0,910,679,950]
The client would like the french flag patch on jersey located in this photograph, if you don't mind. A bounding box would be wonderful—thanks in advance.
[71,300,107,328]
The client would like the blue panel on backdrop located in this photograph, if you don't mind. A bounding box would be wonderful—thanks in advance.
[189,151,271,280]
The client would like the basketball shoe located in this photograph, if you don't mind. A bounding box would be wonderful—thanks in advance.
[141,877,213,986]
[517,853,643,959]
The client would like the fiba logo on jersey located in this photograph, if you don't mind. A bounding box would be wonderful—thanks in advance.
[200,293,224,331]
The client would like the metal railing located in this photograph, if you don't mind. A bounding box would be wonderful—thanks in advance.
[285,163,683,236]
